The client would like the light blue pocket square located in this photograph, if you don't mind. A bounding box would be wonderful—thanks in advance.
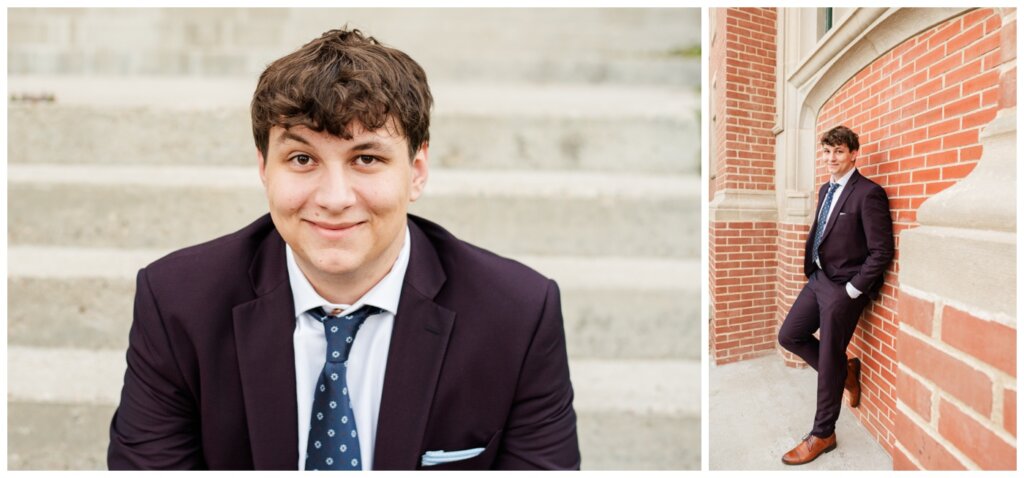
[420,447,485,467]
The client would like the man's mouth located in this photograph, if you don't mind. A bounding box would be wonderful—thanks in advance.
[306,219,365,237]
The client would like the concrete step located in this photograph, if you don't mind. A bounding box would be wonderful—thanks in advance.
[409,55,699,88]
[8,165,700,259]
[8,246,700,361]
[7,346,700,415]
[580,412,700,470]
[7,345,699,470]
[5,404,699,470]
[8,9,700,86]
[8,80,699,174]
[8,402,112,470]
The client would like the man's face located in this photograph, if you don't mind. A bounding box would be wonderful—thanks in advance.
[259,123,428,286]
[822,143,857,179]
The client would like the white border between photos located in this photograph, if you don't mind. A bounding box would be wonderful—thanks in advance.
[2,1,1022,477]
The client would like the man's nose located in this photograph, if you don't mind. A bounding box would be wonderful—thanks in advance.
[315,168,358,211]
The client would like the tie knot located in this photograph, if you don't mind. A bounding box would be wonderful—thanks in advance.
[828,182,839,192]
[308,305,382,324]
[308,306,383,363]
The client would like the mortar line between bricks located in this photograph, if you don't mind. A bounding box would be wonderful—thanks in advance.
[899,283,1015,327]
[891,439,927,470]
[898,361,1016,447]
[895,401,979,470]
[899,322,1016,388]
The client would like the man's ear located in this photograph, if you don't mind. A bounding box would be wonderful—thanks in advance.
[257,149,268,187]
[409,142,429,202]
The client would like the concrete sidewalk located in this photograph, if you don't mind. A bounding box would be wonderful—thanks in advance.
[710,355,892,470]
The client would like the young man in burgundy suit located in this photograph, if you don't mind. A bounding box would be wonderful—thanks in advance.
[108,28,580,470]
[777,126,894,465]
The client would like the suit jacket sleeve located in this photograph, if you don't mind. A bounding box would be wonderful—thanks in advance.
[494,280,581,470]
[108,268,205,470]
[849,185,895,293]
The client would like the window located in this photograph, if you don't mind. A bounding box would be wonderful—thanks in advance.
[818,8,834,39]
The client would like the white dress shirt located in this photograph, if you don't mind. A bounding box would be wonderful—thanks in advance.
[815,167,862,299]
[288,227,410,470]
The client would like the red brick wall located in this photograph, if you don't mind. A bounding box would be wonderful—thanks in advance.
[710,221,778,364]
[892,9,1017,470]
[894,295,1017,469]
[711,7,777,195]
[710,8,726,201]
[774,222,811,368]
[709,7,778,365]
[813,8,1009,462]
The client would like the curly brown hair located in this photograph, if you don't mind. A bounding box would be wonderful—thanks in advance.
[251,28,433,160]
[820,125,860,152]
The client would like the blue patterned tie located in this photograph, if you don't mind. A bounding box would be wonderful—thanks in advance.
[812,182,840,264]
[304,305,382,471]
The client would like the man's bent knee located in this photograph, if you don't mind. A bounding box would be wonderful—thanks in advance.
[778,329,799,351]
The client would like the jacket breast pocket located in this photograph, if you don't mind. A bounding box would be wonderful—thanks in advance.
[419,428,502,470]
[831,210,858,229]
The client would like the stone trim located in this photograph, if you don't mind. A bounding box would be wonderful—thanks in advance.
[900,226,1016,322]
[709,189,778,223]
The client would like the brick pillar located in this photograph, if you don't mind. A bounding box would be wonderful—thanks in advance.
[774,222,810,368]
[709,8,779,364]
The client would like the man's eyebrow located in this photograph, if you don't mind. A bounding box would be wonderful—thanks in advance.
[277,130,311,146]
[351,140,391,152]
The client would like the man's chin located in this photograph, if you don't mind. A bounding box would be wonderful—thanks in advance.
[297,250,362,277]
[312,258,360,275]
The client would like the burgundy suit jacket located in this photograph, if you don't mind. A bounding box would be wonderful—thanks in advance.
[803,170,895,295]
[108,214,580,470]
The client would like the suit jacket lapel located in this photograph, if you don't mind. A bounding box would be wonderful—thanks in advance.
[811,183,828,238]
[821,170,861,243]
[233,230,300,469]
[373,219,456,470]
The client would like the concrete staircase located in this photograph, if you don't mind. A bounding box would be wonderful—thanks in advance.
[7,8,701,470]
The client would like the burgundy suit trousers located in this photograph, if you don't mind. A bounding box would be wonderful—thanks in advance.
[778,270,870,438]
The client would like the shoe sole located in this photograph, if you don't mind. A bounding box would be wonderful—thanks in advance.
[781,443,837,466]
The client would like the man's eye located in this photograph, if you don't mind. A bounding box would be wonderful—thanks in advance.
[291,154,313,166]
[356,155,379,166]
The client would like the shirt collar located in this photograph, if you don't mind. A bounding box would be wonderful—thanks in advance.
[286,225,411,318]
[831,167,857,187]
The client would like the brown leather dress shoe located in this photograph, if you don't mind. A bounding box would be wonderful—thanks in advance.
[782,433,837,465]
[845,357,861,408]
